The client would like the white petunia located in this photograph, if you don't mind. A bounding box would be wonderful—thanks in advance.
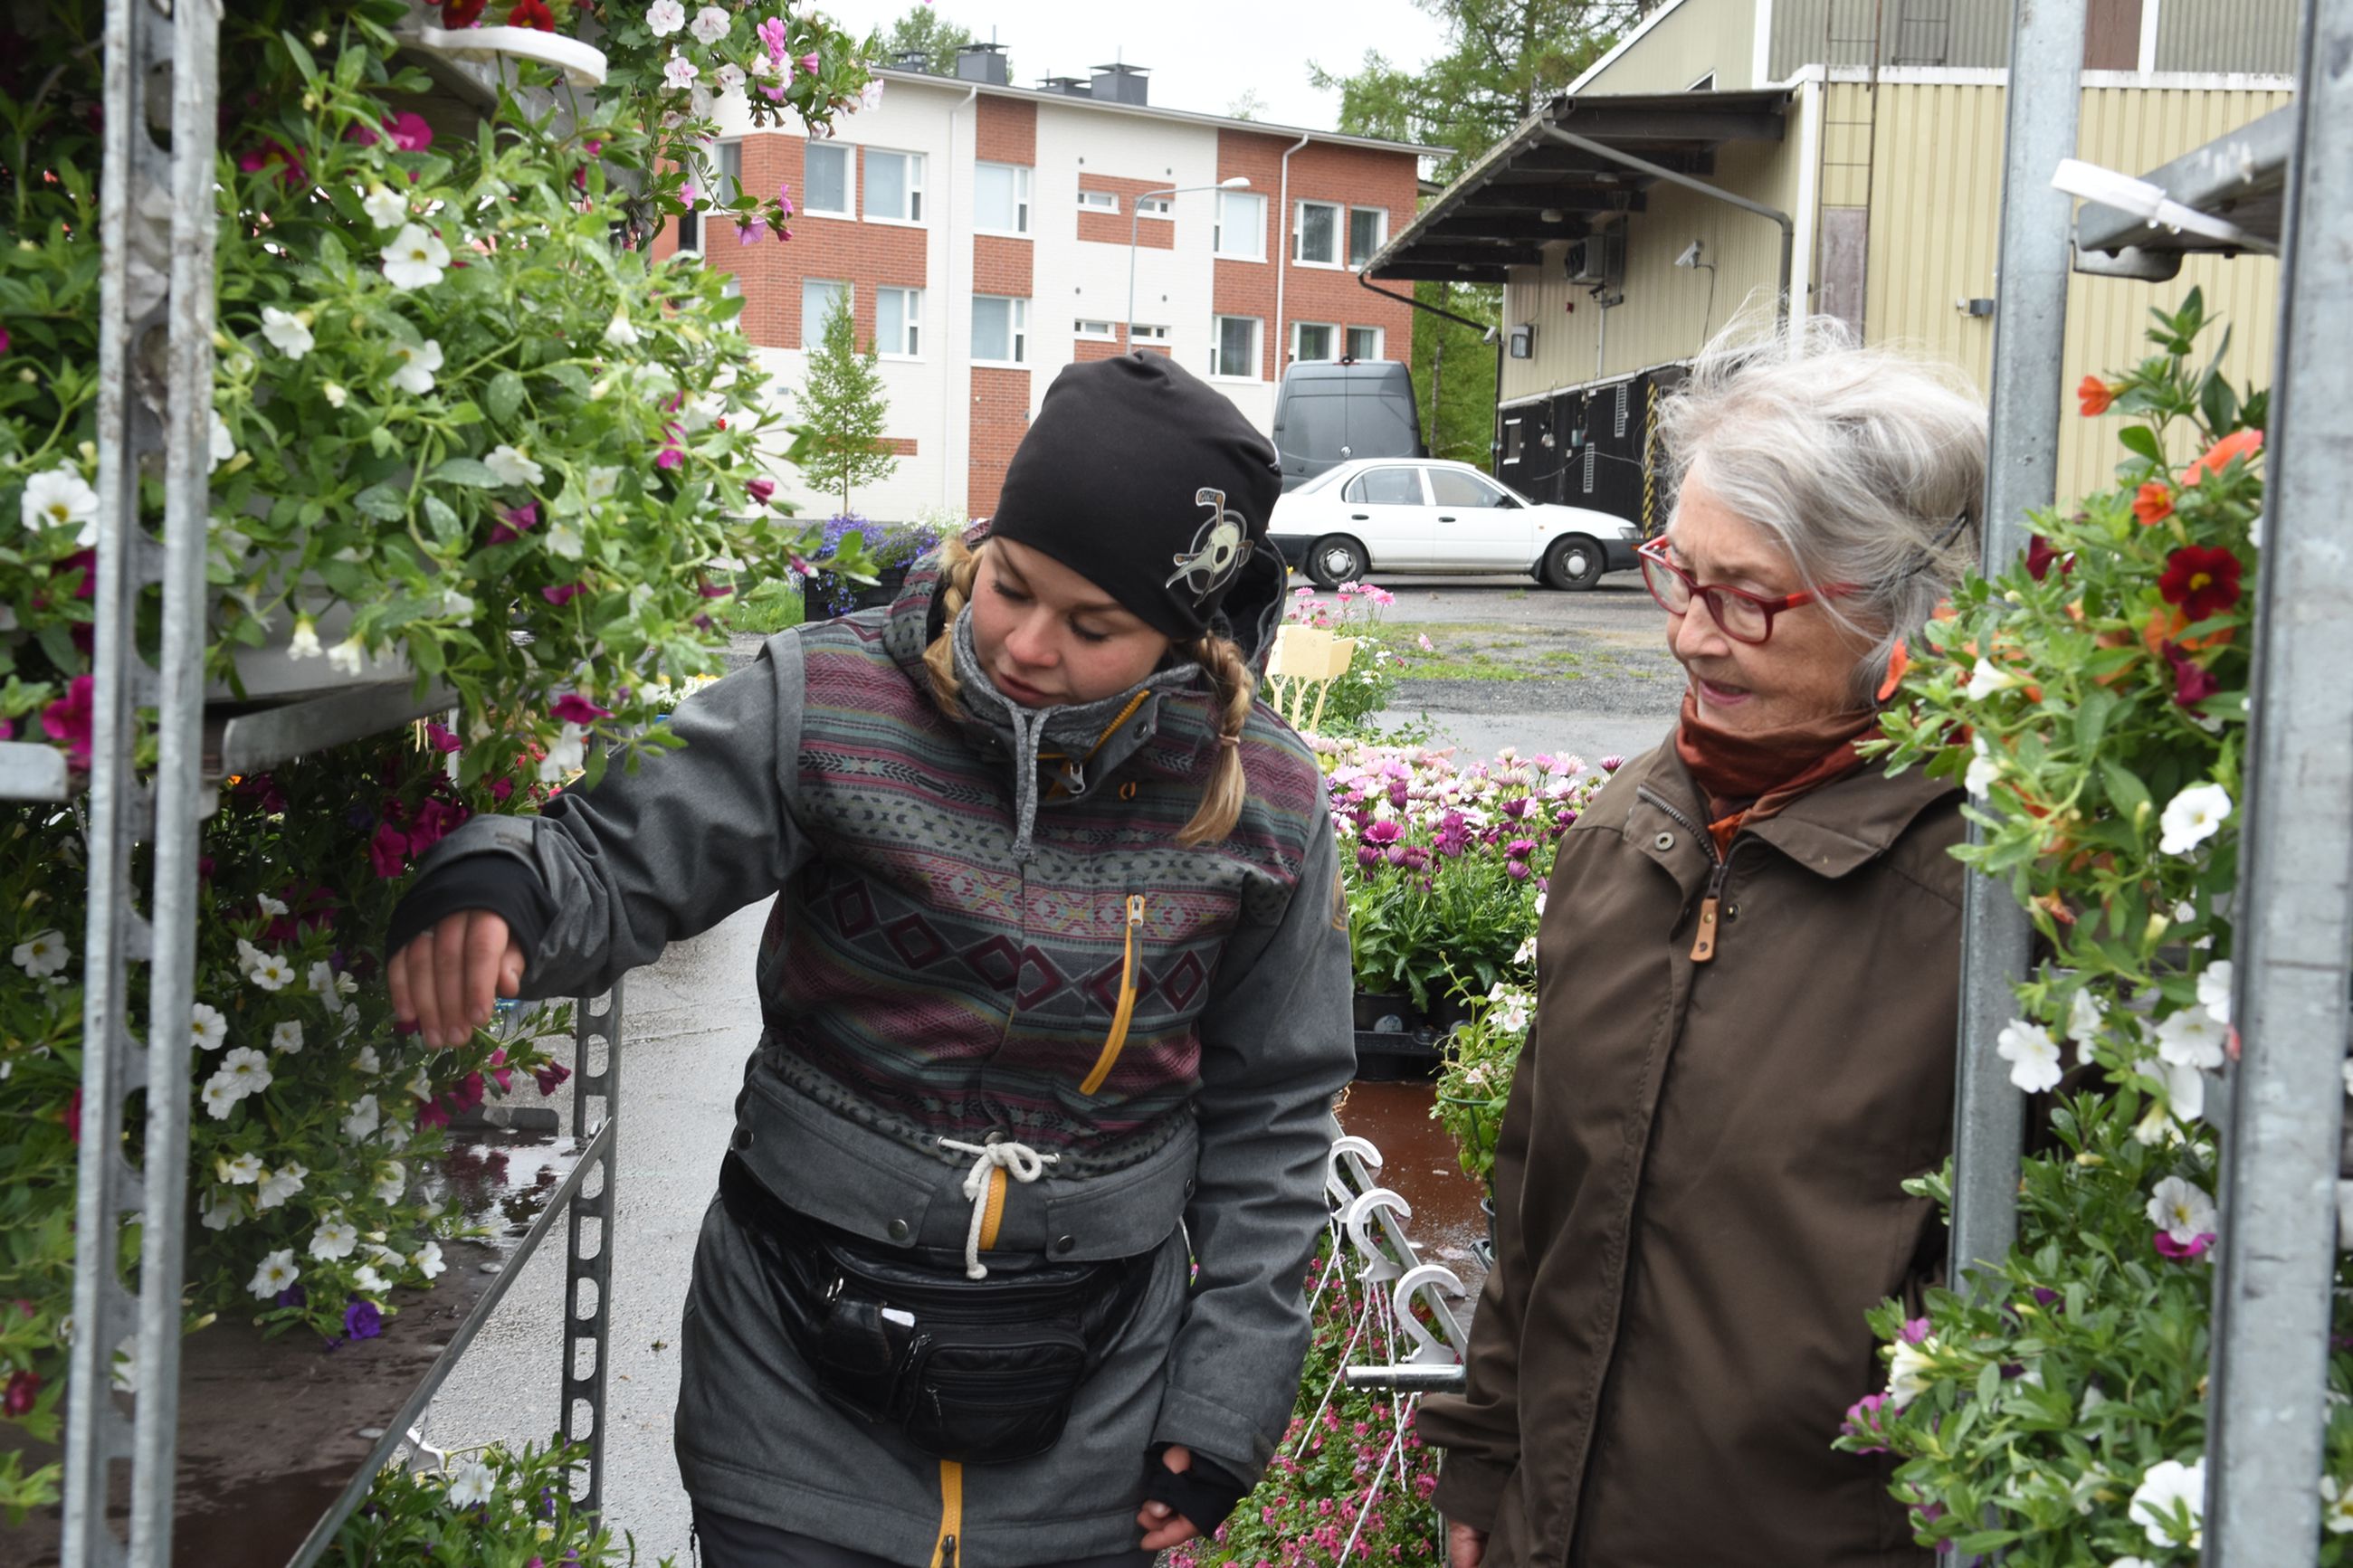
[2158,782,2233,857]
[326,636,367,678]
[323,382,348,409]
[12,928,71,978]
[257,893,288,918]
[380,223,451,290]
[1995,1020,2063,1093]
[446,1459,497,1508]
[2152,1004,2226,1069]
[486,444,546,488]
[2128,1456,2205,1549]
[260,307,313,360]
[859,78,885,112]
[538,723,586,784]
[209,408,236,472]
[603,309,642,347]
[309,1219,359,1260]
[689,5,730,43]
[200,1191,243,1231]
[2146,1175,2218,1244]
[439,589,475,626]
[586,465,623,501]
[309,959,338,998]
[361,183,408,230]
[662,52,699,90]
[1964,658,2016,700]
[1513,933,1538,967]
[712,62,746,94]
[20,467,100,544]
[2066,987,2103,1045]
[389,337,443,396]
[219,1045,272,1097]
[375,1161,406,1203]
[2196,959,2234,1027]
[1964,735,2002,801]
[248,951,296,992]
[190,1001,228,1050]
[2158,1057,2207,1123]
[247,1248,300,1299]
[272,1020,304,1055]
[217,1151,263,1185]
[352,1264,392,1297]
[647,0,687,33]
[405,1064,433,1103]
[341,1094,380,1140]
[2322,1475,2353,1535]
[200,1074,243,1120]
[545,522,584,560]
[413,1239,446,1279]
[255,1162,307,1210]
[355,1044,382,1076]
[1886,1336,1935,1407]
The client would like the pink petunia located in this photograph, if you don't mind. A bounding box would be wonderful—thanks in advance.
[757,15,789,60]
[549,693,612,725]
[699,581,735,598]
[487,1050,515,1096]
[415,1097,450,1131]
[747,477,776,506]
[2153,1230,2216,1261]
[798,51,820,74]
[489,501,539,545]
[540,583,589,607]
[368,822,410,879]
[41,674,94,769]
[443,1072,486,1116]
[656,444,684,470]
[387,112,433,153]
[0,327,10,356]
[534,1060,572,1097]
[424,721,463,755]
[778,183,795,217]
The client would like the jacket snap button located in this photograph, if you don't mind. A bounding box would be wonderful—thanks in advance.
[888,1219,910,1241]
[1052,1235,1076,1256]
[1725,902,1741,920]
[1653,832,1676,851]
[730,1126,753,1151]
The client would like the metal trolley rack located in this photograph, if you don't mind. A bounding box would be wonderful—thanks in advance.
[1951,0,2349,1561]
[2,4,624,1564]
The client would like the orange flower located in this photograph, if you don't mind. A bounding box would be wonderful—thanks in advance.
[2142,606,2234,658]
[2132,481,2175,526]
[2077,375,2117,417]
[2184,427,2262,486]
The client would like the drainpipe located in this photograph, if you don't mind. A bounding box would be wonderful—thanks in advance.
[945,82,977,514]
[1540,125,1794,334]
[1272,131,1310,374]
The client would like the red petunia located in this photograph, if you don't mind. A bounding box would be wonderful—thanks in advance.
[2131,481,2175,527]
[2184,427,2262,487]
[507,0,556,28]
[443,0,489,25]
[368,822,410,879]
[2160,641,2222,708]
[549,693,611,726]
[2076,375,2116,416]
[2158,544,2243,622]
[2024,535,2073,582]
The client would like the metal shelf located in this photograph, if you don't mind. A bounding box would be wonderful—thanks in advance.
[207,679,455,779]
[2074,104,2292,280]
[0,743,69,803]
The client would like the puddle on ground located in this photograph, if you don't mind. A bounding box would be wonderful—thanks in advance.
[1336,1079,1491,1306]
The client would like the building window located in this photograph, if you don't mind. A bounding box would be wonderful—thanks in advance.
[804,142,853,216]
[676,139,742,253]
[973,296,1029,365]
[801,280,851,347]
[1295,200,1340,266]
[1345,325,1384,362]
[1135,195,1172,218]
[1292,322,1337,362]
[1348,207,1386,269]
[1214,190,1266,260]
[975,163,1031,233]
[1210,316,1260,378]
[1074,318,1119,341]
[1078,188,1119,213]
[876,288,921,357]
[1687,70,1717,90]
[715,139,743,204]
[1130,323,1170,344]
[1501,417,1525,466]
[865,149,924,223]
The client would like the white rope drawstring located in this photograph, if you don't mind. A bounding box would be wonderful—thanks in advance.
[938,1137,1060,1279]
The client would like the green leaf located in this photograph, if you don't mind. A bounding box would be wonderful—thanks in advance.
[352,483,407,520]
[2099,758,2153,827]
[486,371,525,426]
[2200,369,2240,435]
[428,457,500,488]
[443,400,483,427]
[421,495,462,545]
[2117,425,2164,464]
[2074,688,2116,755]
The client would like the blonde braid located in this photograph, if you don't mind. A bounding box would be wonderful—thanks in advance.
[921,533,986,720]
[1176,632,1256,848]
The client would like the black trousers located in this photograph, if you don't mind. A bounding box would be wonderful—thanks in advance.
[691,1507,1156,1568]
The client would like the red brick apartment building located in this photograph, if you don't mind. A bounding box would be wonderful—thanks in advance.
[651,48,1429,519]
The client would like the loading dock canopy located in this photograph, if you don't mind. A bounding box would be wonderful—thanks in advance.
[1367,90,1793,285]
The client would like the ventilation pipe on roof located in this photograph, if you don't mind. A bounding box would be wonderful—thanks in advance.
[1540,124,1793,335]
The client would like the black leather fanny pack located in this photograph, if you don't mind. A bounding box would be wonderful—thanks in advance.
[719,1153,1153,1464]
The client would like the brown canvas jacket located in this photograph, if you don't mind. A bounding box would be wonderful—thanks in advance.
[1418,741,1963,1568]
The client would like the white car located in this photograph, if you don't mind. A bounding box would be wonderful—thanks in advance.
[1267,458,1643,591]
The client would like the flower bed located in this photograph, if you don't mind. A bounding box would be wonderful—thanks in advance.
[1837,294,2351,1562]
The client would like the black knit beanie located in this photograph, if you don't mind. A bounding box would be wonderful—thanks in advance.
[987,353,1281,643]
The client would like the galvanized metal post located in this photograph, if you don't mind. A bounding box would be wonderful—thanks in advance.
[2204,0,2353,1556]
[563,984,624,1514]
[1948,0,2091,1293]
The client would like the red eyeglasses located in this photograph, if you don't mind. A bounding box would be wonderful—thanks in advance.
[1635,535,1855,646]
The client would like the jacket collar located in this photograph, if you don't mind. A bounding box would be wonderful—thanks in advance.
[1624,738,1956,881]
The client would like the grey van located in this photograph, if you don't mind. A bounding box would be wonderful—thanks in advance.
[1271,360,1425,491]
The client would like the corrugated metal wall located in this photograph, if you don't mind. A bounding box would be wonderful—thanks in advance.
[1860,81,2288,501]
[1580,0,1758,93]
[1771,0,2015,79]
[2154,0,2300,74]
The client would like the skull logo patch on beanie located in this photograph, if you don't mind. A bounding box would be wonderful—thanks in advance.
[987,354,1281,643]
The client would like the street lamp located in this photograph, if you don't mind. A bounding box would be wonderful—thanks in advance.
[1126,175,1252,350]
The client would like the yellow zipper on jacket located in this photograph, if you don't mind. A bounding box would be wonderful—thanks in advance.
[1078,895,1148,1095]
[930,1459,962,1568]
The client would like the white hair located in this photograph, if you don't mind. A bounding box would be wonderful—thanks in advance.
[1656,313,1988,702]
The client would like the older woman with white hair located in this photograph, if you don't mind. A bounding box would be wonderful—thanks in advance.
[1418,318,1987,1568]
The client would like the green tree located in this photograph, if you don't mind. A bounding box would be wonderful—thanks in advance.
[1312,1,1649,470]
[883,5,979,75]
[794,294,899,517]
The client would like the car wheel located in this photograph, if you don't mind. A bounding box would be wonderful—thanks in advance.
[1306,535,1369,591]
[1543,534,1606,591]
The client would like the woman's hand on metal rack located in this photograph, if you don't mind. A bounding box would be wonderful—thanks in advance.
[1136,1443,1204,1551]
[1448,1519,1489,1568]
[387,910,526,1050]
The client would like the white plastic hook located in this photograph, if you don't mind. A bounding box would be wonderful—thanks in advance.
[1325,1135,1383,1212]
[1343,1188,1415,1287]
[1392,1263,1469,1364]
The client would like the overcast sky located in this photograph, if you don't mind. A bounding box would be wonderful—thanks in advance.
[819,0,1457,134]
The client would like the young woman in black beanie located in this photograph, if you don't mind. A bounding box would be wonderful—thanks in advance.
[386,353,1356,1567]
